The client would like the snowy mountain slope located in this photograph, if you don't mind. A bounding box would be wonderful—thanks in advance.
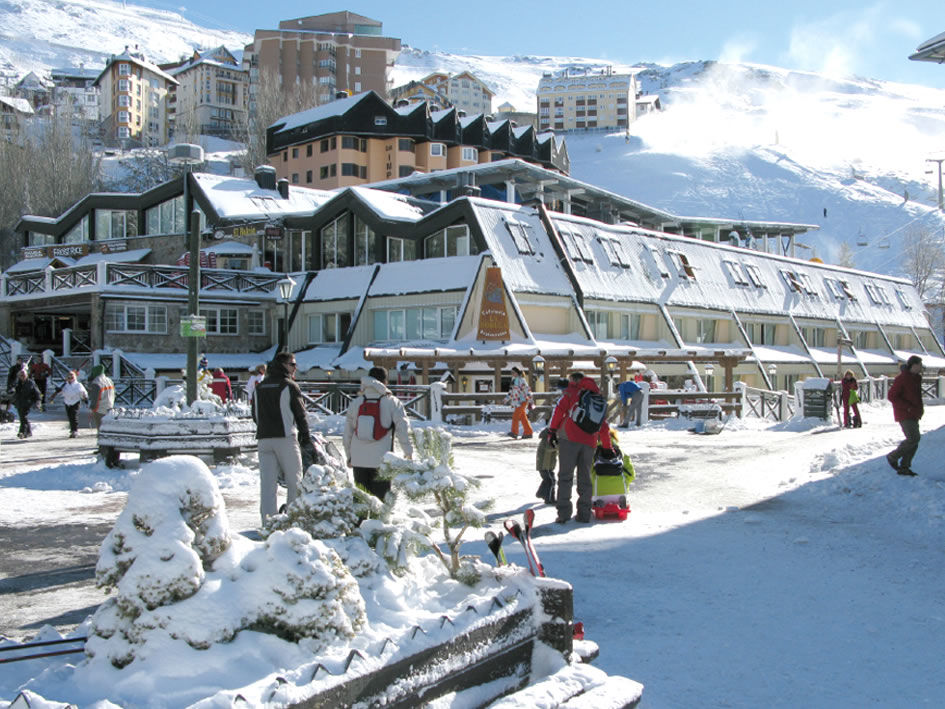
[0,0,251,79]
[3,1,945,278]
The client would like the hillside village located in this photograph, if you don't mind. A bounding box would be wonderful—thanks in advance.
[1,5,944,401]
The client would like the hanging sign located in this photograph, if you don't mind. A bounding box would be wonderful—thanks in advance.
[180,315,207,337]
[476,266,510,340]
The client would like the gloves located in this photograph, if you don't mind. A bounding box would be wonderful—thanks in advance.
[548,430,558,447]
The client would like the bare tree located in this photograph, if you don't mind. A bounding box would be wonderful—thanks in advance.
[0,101,101,269]
[901,225,945,301]
[835,241,856,269]
[241,69,318,174]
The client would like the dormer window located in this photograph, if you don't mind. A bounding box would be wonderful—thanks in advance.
[723,260,748,285]
[743,264,766,288]
[505,218,535,255]
[598,235,632,268]
[374,116,388,127]
[668,250,696,279]
[646,246,670,278]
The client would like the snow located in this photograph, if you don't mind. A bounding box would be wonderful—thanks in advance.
[2,395,945,706]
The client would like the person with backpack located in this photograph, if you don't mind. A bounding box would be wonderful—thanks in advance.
[343,366,413,501]
[840,369,861,428]
[12,368,41,439]
[548,372,615,523]
[87,365,115,429]
[504,366,534,439]
[886,355,924,477]
[253,352,312,524]
[209,367,233,402]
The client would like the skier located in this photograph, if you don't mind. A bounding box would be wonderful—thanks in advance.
[548,373,614,523]
[886,355,923,477]
[840,369,861,428]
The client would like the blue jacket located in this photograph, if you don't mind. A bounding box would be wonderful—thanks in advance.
[618,380,642,404]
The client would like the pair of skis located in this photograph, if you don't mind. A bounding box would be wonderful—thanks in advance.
[485,508,544,577]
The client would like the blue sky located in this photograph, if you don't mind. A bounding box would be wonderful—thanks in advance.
[140,1,945,88]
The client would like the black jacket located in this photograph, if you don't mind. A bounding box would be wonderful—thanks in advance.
[13,377,40,411]
[252,359,311,442]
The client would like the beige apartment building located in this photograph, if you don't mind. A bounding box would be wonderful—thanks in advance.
[162,47,249,141]
[93,48,176,147]
[244,11,400,114]
[537,67,638,132]
[391,71,494,116]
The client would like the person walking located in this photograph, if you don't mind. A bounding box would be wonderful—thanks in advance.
[209,367,233,402]
[245,363,266,404]
[12,368,41,439]
[343,366,413,501]
[548,372,614,523]
[617,378,644,428]
[6,356,25,392]
[887,355,924,477]
[535,425,558,504]
[87,365,115,429]
[253,352,311,524]
[840,369,862,428]
[30,358,51,412]
[50,370,88,438]
[505,366,534,439]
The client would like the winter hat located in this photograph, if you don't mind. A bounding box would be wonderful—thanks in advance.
[91,364,104,378]
[906,355,923,369]
[199,355,209,369]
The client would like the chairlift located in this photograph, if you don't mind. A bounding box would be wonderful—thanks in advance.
[855,229,868,247]
[878,237,890,249]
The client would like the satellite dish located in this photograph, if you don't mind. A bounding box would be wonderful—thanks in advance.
[167,143,204,166]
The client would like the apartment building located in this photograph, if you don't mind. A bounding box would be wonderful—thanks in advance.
[537,67,638,132]
[49,67,101,122]
[244,11,400,116]
[391,71,494,116]
[93,48,177,147]
[0,95,33,137]
[266,91,569,189]
[162,47,249,141]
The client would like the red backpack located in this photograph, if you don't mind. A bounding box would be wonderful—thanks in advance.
[355,394,392,441]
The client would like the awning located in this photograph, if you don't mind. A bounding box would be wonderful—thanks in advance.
[73,248,152,266]
[3,256,74,274]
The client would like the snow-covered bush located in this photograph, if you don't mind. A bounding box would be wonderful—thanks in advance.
[378,427,493,582]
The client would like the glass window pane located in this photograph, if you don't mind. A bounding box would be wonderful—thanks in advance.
[422,308,438,339]
[389,310,405,340]
[425,231,444,258]
[406,309,421,340]
[324,313,337,342]
[127,305,146,331]
[440,307,455,338]
[309,315,322,343]
[372,311,387,340]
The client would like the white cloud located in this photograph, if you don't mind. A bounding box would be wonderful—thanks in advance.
[890,17,922,40]
[782,6,882,78]
[719,35,759,65]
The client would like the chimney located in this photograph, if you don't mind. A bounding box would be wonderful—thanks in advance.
[277,178,289,199]
[254,165,277,190]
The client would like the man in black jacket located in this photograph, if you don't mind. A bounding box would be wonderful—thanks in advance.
[13,368,40,439]
[253,352,312,525]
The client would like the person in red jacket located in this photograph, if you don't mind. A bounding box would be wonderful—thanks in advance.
[887,355,924,477]
[548,372,614,523]
[209,367,233,402]
[840,369,861,428]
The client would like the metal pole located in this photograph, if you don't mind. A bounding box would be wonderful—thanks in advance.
[282,299,289,353]
[186,208,200,405]
[926,158,944,210]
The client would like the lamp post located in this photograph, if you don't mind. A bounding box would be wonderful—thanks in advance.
[604,355,618,397]
[704,362,714,392]
[531,354,545,392]
[767,363,778,391]
[926,157,944,210]
[277,276,296,353]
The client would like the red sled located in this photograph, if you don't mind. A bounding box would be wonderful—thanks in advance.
[592,496,630,521]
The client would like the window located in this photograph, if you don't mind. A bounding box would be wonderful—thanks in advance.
[696,319,716,344]
[105,304,167,333]
[598,235,631,268]
[398,138,415,152]
[619,313,642,340]
[743,264,766,288]
[291,148,299,158]
[247,310,266,336]
[307,144,313,157]
[320,137,336,153]
[95,209,137,240]
[504,218,535,255]
[461,146,478,162]
[342,136,366,151]
[424,224,473,258]
[559,227,593,263]
[200,308,239,335]
[118,95,130,107]
[723,260,749,285]
[306,170,313,184]
[308,312,351,344]
[585,310,609,339]
[321,214,349,268]
[825,278,844,299]
[145,196,185,235]
[399,165,414,177]
[645,246,669,278]
[117,126,130,139]
[802,327,826,347]
[118,79,130,92]
[354,215,377,266]
[668,251,696,279]
[387,236,417,262]
[63,216,90,244]
[291,173,299,184]
[838,279,857,300]
[430,143,445,157]
[118,63,130,76]
[320,164,337,179]
[341,163,361,177]
[373,306,458,341]
[745,322,775,346]
[117,111,130,123]
[374,116,387,127]
[895,288,913,311]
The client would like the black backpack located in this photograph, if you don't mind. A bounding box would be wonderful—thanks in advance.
[570,388,607,434]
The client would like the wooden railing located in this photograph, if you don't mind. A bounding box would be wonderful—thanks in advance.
[296,382,432,420]
[740,385,796,422]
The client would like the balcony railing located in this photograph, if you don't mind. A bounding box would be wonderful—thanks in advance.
[2,263,284,298]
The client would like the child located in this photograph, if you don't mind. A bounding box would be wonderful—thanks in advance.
[535,426,558,504]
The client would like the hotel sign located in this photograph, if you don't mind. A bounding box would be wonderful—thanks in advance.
[476,266,510,341]
[21,244,89,259]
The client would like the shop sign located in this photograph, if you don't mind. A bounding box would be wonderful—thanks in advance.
[22,248,45,259]
[264,226,284,240]
[476,266,510,340]
[100,240,127,253]
[51,244,88,258]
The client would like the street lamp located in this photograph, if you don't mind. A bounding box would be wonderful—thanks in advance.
[277,276,296,353]
[531,353,546,393]
[767,363,777,390]
[704,362,714,392]
[604,355,618,377]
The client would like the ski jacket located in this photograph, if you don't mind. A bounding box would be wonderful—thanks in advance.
[840,376,858,401]
[245,372,264,402]
[57,380,88,406]
[209,371,233,402]
[30,361,50,382]
[549,378,614,450]
[536,426,558,471]
[12,377,40,410]
[888,366,923,422]
[343,376,414,468]
[253,360,311,442]
[617,380,642,404]
[504,376,533,408]
[87,374,115,414]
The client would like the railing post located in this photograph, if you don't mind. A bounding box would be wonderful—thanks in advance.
[96,260,108,287]
[111,349,122,381]
[939,376,945,399]
[44,265,54,293]
[779,392,790,422]
[62,328,72,358]
[1,273,6,297]
[734,381,746,418]
[639,383,650,425]
[429,382,444,424]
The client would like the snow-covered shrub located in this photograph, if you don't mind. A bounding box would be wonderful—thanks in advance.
[89,456,231,667]
[378,427,493,582]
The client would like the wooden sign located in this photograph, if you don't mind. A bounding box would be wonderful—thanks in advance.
[476,266,510,341]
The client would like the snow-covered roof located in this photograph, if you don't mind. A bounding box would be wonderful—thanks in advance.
[0,95,34,114]
[304,265,376,301]
[94,51,178,86]
[269,91,372,132]
[3,256,72,274]
[348,186,434,221]
[192,173,335,221]
[73,248,151,266]
[201,240,254,255]
[368,255,481,297]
